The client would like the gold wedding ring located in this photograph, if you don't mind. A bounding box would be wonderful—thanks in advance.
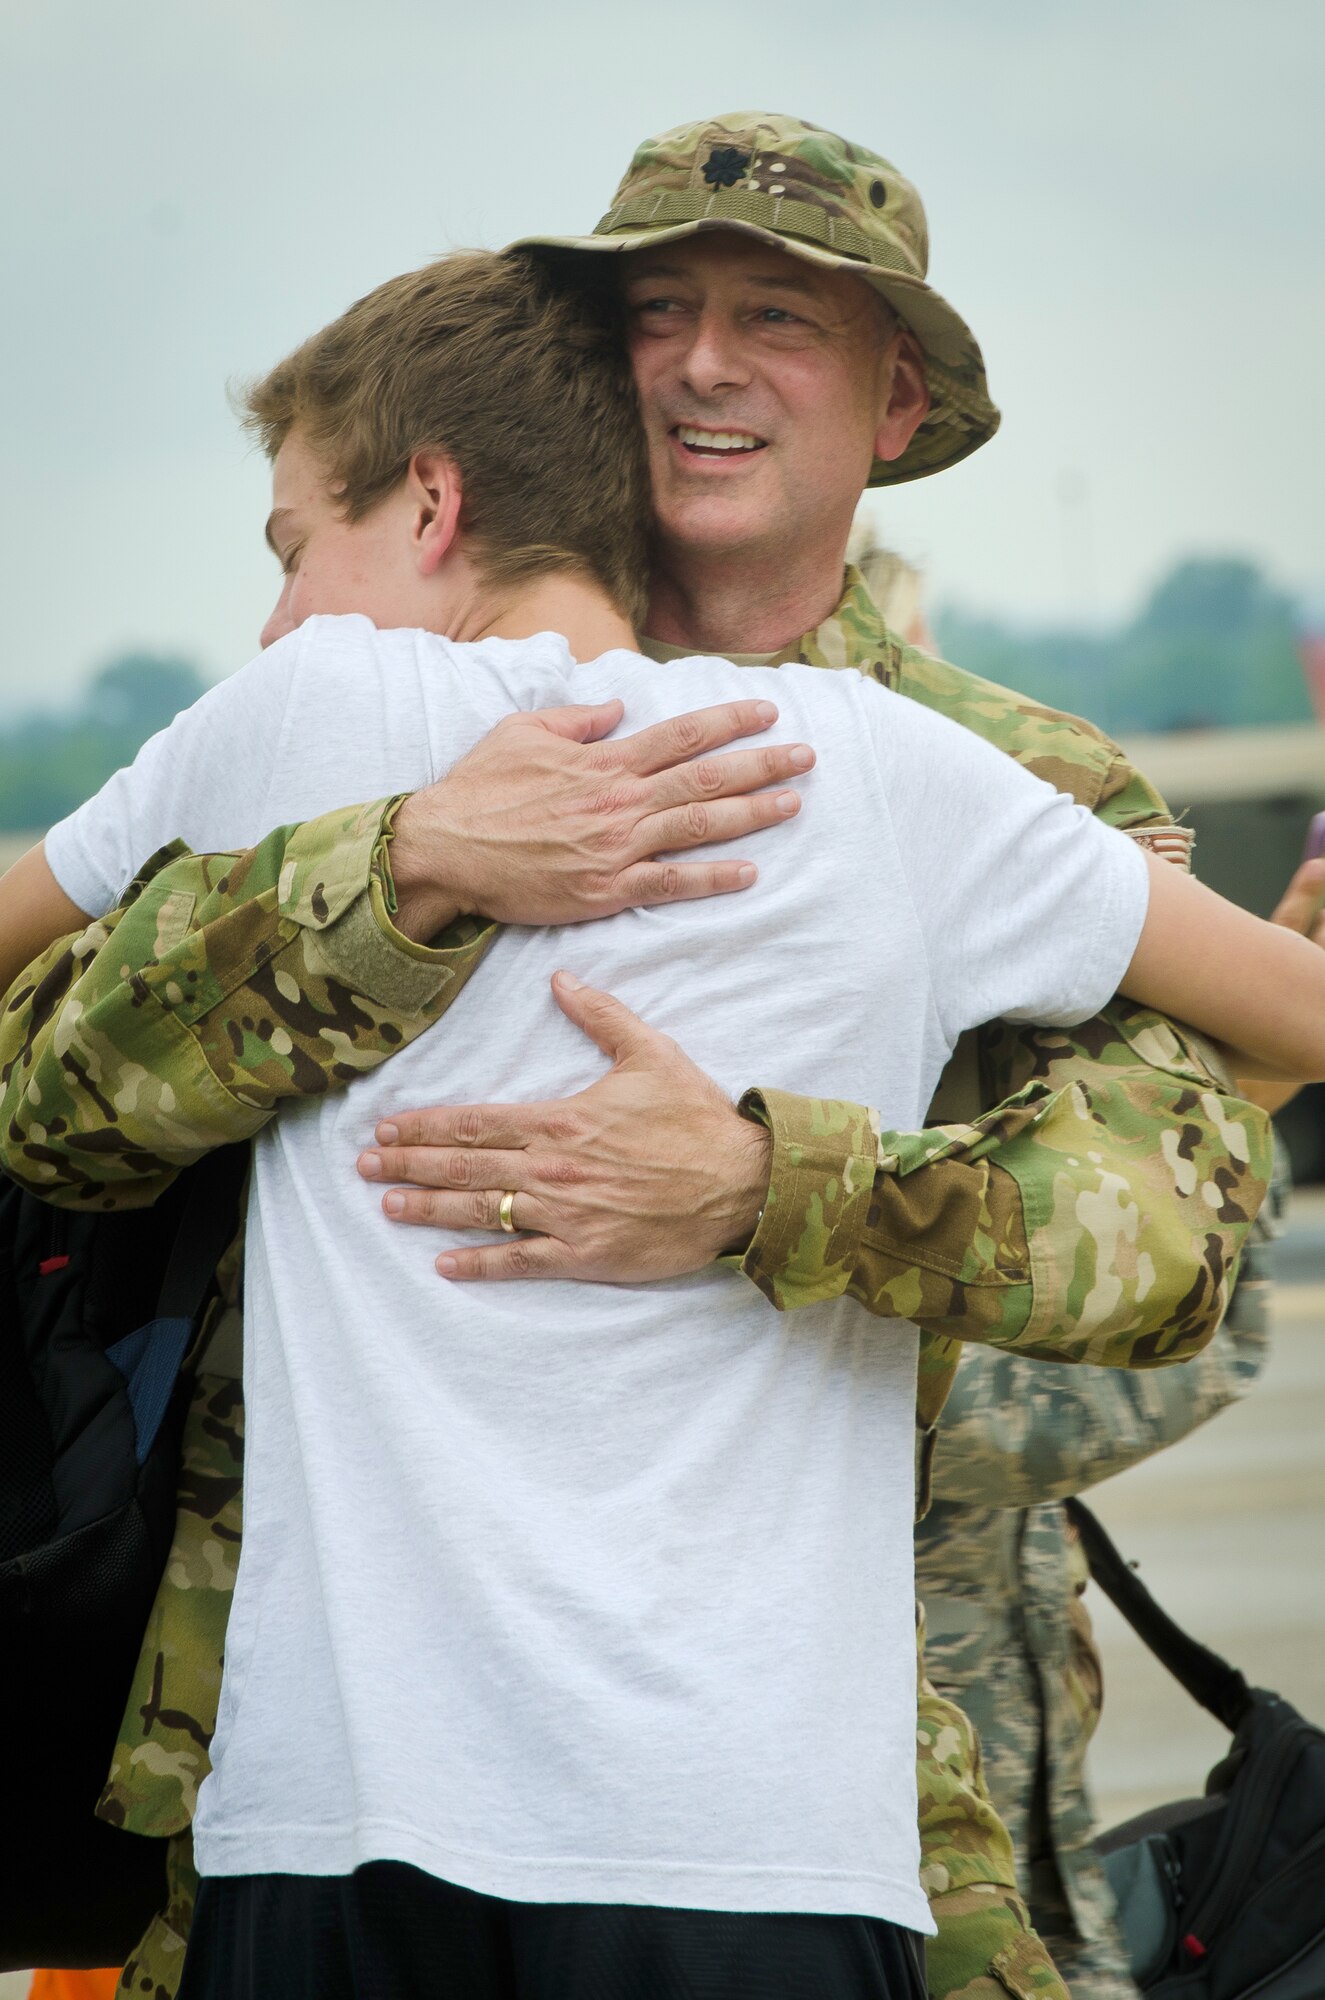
[498,1191,519,1234]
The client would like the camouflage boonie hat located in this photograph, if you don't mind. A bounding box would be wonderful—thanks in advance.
[512,111,1000,486]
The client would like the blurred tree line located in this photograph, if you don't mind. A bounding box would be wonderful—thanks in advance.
[934,556,1315,737]
[3,557,1314,835]
[0,654,207,832]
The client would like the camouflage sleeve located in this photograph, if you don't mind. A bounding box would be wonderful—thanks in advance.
[0,795,495,1207]
[736,998,1273,1372]
[732,693,1272,1375]
[927,1129,1290,1510]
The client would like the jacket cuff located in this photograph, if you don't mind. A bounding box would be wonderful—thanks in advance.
[291,796,497,1014]
[277,798,396,926]
[733,1087,879,1310]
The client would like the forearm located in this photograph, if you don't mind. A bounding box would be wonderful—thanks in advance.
[1126,851,1325,1081]
[0,839,92,991]
[378,788,464,942]
[737,997,1273,1370]
[0,798,496,1207]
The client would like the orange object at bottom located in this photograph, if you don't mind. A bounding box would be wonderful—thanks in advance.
[28,1973,121,1999]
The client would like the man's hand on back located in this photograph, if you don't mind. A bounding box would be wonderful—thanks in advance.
[357,972,772,1281]
[389,698,812,943]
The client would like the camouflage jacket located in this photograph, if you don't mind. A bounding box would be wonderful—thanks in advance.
[0,576,1272,2000]
[916,1147,1287,1998]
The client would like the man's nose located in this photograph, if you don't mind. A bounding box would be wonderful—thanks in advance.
[678,309,751,399]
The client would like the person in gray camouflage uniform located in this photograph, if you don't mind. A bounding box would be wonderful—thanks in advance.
[854,547,1313,1994]
[918,1157,1288,1998]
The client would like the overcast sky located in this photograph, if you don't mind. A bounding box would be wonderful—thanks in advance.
[2,0,1321,713]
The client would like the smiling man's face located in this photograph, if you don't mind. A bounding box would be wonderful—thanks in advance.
[622,231,915,586]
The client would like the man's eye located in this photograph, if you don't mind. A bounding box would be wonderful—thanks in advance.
[279,545,303,577]
[757,307,800,326]
[631,296,680,317]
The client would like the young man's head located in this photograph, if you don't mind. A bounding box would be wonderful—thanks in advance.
[513,113,999,617]
[245,250,652,647]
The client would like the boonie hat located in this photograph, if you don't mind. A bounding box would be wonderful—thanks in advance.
[511,110,1000,487]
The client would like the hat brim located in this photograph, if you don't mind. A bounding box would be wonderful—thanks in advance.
[509,218,999,487]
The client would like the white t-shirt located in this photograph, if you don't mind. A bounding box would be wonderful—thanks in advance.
[47,616,1148,1930]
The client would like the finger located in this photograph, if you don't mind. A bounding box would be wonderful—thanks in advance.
[640,789,802,856]
[611,857,759,906]
[619,700,779,776]
[381,1186,552,1233]
[358,1144,531,1190]
[526,699,624,744]
[550,969,667,1064]
[436,1238,568,1281]
[645,739,815,813]
[1268,858,1325,934]
[368,1105,546,1150]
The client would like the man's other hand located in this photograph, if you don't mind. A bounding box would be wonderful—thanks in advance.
[357,972,773,1282]
[389,698,813,942]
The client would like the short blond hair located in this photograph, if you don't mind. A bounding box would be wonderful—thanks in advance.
[242,250,650,625]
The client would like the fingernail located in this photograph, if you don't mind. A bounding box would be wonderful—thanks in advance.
[376,1122,398,1144]
[755,702,777,723]
[776,791,800,815]
[359,1151,381,1177]
[557,970,584,991]
[737,864,757,885]
[789,746,814,770]
[437,1255,457,1277]
[384,1191,405,1216]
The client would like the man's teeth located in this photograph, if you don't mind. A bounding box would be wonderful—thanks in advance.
[674,426,763,452]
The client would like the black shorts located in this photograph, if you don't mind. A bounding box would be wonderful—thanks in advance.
[177,1862,928,2000]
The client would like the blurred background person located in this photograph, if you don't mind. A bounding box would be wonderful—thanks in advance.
[860,539,1321,1993]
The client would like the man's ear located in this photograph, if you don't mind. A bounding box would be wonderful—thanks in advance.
[872,330,930,467]
[408,450,464,575]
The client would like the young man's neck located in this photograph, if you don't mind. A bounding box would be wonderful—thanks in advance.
[643,547,849,658]
[450,570,636,662]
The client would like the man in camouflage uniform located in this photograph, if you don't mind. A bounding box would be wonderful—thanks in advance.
[0,113,1273,1998]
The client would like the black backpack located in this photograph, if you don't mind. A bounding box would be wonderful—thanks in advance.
[0,1147,246,1972]
[1069,1497,1325,1998]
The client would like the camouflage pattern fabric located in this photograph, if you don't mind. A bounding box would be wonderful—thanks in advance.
[116,1828,199,2000]
[0,796,494,1207]
[734,569,1272,1439]
[97,1222,248,1850]
[0,574,1271,1996]
[916,1145,1289,1998]
[514,110,999,487]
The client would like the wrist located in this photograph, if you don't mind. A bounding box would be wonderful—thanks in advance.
[720,1114,773,1255]
[386,792,468,942]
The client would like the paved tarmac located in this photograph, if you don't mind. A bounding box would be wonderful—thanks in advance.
[6,1190,1321,1996]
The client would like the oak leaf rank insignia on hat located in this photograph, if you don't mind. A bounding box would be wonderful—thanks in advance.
[510,110,1000,487]
[702,145,751,190]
